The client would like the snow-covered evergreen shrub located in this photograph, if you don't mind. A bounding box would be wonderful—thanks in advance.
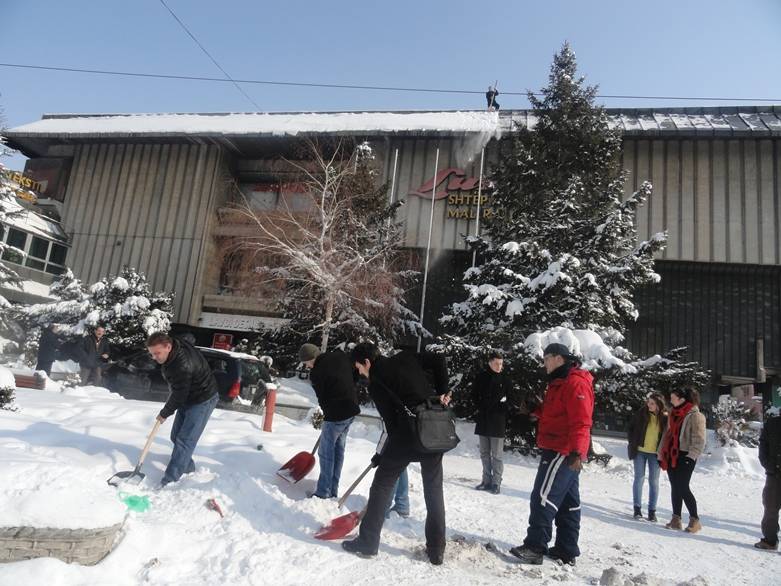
[713,396,760,447]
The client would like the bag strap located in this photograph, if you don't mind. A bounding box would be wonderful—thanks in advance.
[372,377,417,418]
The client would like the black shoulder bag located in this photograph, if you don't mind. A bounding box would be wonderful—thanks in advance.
[378,381,460,454]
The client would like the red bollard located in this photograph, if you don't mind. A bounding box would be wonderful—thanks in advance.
[263,385,277,432]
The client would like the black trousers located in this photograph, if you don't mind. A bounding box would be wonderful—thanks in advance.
[667,452,698,518]
[355,448,445,555]
[761,473,781,545]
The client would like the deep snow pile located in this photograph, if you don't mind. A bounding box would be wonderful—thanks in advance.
[0,384,777,586]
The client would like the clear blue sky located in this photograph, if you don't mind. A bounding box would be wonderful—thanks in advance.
[2,0,781,169]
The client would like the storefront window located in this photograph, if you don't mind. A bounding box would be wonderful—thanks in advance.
[29,236,49,259]
[2,228,27,263]
[49,243,67,266]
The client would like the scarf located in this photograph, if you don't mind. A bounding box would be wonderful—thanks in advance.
[659,401,694,470]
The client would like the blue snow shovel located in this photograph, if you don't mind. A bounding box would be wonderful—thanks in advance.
[107,420,162,486]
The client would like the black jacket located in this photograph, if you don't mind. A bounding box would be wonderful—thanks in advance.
[627,408,667,460]
[159,339,218,419]
[759,415,781,476]
[310,350,360,422]
[369,350,448,456]
[472,368,512,438]
[78,334,111,369]
[37,328,60,363]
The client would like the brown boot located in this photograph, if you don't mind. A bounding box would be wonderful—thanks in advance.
[754,539,778,551]
[665,515,682,530]
[685,517,702,533]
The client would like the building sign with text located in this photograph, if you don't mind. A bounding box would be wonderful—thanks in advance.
[408,168,494,220]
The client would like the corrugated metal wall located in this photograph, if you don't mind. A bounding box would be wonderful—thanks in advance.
[626,261,781,379]
[624,138,781,265]
[383,136,498,251]
[62,143,225,324]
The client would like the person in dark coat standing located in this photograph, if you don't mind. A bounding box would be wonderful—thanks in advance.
[36,324,60,376]
[627,392,667,522]
[473,349,513,494]
[755,408,781,550]
[300,343,360,499]
[78,325,110,385]
[147,332,219,487]
[510,343,594,566]
[342,343,451,565]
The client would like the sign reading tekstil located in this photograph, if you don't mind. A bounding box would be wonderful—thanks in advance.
[408,168,494,220]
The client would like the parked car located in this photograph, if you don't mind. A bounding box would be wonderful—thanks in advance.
[103,345,270,407]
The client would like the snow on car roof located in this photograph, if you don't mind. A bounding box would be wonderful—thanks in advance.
[196,346,259,361]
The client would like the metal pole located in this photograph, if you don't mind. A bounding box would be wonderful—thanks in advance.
[418,147,440,352]
[389,148,399,204]
[471,147,486,268]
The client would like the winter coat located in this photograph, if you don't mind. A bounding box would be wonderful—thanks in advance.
[759,416,781,475]
[37,327,60,363]
[472,368,513,438]
[159,339,218,419]
[78,334,111,369]
[309,350,360,422]
[368,350,448,457]
[627,408,667,460]
[658,405,706,462]
[534,366,594,458]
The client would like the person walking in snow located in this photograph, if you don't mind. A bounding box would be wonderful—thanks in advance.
[78,325,110,386]
[343,343,450,565]
[486,85,500,111]
[658,387,706,533]
[627,392,667,522]
[473,349,513,494]
[36,323,60,376]
[510,343,594,566]
[147,332,219,487]
[754,407,781,550]
[299,343,360,499]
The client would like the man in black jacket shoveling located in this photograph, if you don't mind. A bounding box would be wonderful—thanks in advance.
[147,332,219,487]
[299,343,360,499]
[342,342,451,565]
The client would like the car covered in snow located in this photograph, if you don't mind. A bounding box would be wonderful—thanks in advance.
[103,345,272,407]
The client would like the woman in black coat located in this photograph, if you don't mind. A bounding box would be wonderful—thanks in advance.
[473,350,513,494]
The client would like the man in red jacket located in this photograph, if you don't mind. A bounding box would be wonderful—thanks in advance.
[510,343,594,566]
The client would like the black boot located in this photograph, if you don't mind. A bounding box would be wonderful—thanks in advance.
[509,545,543,565]
[633,506,642,520]
[342,539,377,558]
[475,482,490,491]
[648,509,657,522]
[490,484,501,495]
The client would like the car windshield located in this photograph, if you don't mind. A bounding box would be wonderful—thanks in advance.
[239,361,263,385]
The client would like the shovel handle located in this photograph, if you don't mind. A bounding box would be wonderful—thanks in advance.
[337,462,374,509]
[311,435,321,455]
[136,419,162,470]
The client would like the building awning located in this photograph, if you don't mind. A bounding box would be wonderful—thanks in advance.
[2,197,68,243]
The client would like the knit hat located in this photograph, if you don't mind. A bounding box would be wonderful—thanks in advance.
[543,343,576,360]
[298,343,321,363]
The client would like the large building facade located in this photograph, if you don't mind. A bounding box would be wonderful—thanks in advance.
[7,107,781,406]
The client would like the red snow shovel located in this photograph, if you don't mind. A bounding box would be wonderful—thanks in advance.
[314,461,374,540]
[277,436,321,483]
[107,420,162,487]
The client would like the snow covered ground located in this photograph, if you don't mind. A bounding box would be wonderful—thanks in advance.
[0,383,777,586]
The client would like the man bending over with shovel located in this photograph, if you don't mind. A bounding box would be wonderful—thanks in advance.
[343,343,450,565]
[147,332,219,487]
[299,343,361,499]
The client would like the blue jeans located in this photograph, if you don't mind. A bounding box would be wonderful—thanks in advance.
[523,450,581,559]
[162,394,218,486]
[632,451,660,511]
[314,417,354,498]
[385,467,410,517]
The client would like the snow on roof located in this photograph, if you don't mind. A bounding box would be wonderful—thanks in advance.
[196,346,259,361]
[8,111,503,138]
[1,195,68,243]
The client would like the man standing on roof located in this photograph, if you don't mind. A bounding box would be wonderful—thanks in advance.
[510,343,594,566]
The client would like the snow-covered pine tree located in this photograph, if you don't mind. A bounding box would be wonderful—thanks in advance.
[86,267,173,354]
[0,122,25,339]
[19,266,172,356]
[438,43,706,427]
